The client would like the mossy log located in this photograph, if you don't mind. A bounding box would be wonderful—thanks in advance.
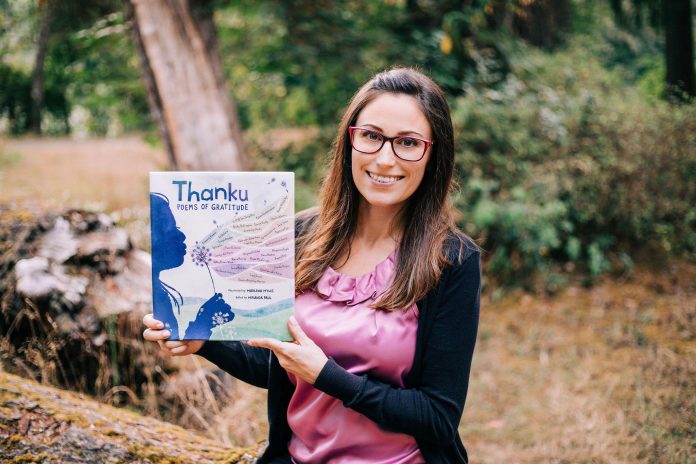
[0,371,261,463]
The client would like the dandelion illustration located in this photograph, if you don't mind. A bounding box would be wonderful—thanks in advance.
[212,312,230,327]
[191,242,216,293]
[280,180,288,192]
[219,325,238,339]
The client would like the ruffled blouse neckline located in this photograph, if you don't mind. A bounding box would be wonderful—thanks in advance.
[315,249,397,306]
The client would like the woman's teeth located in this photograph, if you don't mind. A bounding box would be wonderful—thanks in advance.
[367,172,402,184]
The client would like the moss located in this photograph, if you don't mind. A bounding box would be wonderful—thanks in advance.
[1,370,254,464]
[11,453,50,463]
[126,444,188,464]
[51,412,89,428]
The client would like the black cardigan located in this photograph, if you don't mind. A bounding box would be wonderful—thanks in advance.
[198,216,481,463]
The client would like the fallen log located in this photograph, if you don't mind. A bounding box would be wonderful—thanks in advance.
[0,371,261,463]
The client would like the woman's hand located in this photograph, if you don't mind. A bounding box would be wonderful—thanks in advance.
[142,313,204,356]
[248,316,328,384]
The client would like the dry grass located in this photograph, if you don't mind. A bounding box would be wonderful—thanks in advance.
[1,136,693,463]
[462,263,695,463]
[0,136,168,211]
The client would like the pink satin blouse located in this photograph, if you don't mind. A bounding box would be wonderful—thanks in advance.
[287,249,425,464]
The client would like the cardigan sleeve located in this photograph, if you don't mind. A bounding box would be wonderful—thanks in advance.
[197,341,272,389]
[313,249,481,445]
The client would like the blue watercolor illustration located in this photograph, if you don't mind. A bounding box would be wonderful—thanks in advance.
[150,193,234,340]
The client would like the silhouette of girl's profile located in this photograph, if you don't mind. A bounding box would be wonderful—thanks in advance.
[150,192,234,341]
[150,193,186,339]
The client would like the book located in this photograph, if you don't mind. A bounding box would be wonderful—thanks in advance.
[149,171,294,341]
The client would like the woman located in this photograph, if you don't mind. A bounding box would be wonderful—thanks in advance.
[143,67,481,463]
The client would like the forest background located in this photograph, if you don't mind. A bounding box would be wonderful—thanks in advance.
[0,0,694,463]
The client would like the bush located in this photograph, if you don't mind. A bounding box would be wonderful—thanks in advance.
[452,45,696,290]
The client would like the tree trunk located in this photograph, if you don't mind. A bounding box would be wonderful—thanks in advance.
[29,0,56,135]
[124,0,246,170]
[512,0,572,49]
[663,0,696,101]
[609,0,625,27]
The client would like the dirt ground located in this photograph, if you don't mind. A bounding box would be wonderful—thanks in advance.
[0,136,168,212]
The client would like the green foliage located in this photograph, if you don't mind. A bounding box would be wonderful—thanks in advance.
[452,40,696,290]
[0,62,68,134]
[215,0,495,129]
[66,13,152,135]
[0,63,30,134]
[0,4,149,136]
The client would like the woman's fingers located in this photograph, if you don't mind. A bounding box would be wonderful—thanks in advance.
[163,340,185,349]
[170,345,188,354]
[287,317,311,345]
[142,313,197,357]
[142,313,164,329]
[248,337,285,352]
[143,328,171,341]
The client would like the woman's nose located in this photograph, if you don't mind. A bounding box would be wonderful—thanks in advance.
[375,141,397,166]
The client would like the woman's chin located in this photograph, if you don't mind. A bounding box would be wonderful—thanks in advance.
[360,194,407,210]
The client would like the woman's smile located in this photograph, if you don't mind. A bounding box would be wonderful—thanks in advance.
[366,171,405,185]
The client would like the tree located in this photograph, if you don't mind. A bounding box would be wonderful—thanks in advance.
[26,0,120,135]
[609,0,695,102]
[29,0,56,134]
[124,0,247,171]
[663,0,695,101]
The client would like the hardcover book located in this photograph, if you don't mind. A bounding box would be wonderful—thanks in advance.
[149,171,294,341]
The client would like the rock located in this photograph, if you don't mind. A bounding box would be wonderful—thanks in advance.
[0,371,259,463]
[37,217,79,263]
[86,249,152,318]
[76,228,130,258]
[15,256,89,306]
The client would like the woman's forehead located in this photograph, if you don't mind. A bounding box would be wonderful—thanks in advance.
[356,93,431,137]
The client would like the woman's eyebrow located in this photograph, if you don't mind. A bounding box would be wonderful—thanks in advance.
[360,123,427,138]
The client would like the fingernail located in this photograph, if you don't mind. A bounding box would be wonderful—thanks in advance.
[162,331,170,337]
[157,322,164,329]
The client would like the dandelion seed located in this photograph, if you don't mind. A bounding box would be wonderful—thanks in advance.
[212,312,230,326]
[191,242,216,293]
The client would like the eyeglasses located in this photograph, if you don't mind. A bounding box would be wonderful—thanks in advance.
[348,126,434,162]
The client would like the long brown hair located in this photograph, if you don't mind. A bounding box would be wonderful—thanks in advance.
[295,67,471,311]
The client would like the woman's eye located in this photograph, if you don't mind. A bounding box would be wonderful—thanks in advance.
[365,131,381,141]
[397,137,420,148]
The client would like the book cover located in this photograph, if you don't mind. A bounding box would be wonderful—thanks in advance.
[149,171,294,341]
